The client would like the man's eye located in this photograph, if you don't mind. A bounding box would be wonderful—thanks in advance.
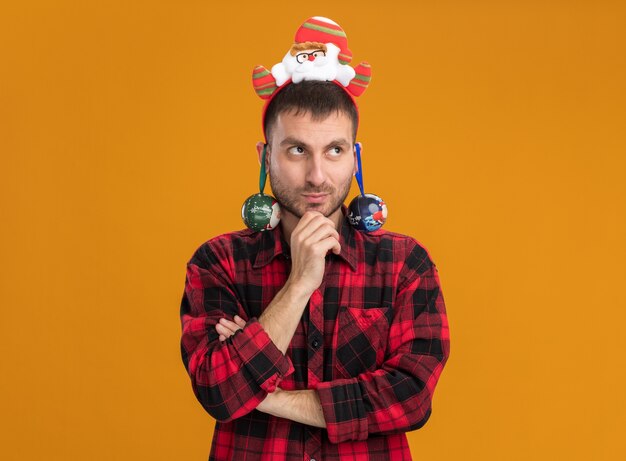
[288,146,305,155]
[329,146,343,156]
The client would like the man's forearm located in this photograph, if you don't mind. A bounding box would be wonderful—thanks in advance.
[257,389,326,428]
[258,281,310,354]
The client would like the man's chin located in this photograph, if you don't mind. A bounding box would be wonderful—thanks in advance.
[303,202,343,219]
[289,204,325,219]
[281,203,331,219]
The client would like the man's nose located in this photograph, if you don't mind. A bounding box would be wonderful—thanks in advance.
[305,156,325,185]
[308,54,315,61]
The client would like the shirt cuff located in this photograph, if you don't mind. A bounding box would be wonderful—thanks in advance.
[230,317,294,393]
[316,378,368,443]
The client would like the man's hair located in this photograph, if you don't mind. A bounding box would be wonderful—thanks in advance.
[263,81,358,144]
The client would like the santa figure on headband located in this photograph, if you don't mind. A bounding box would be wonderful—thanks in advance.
[253,16,371,99]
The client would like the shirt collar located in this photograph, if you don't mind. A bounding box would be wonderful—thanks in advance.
[253,205,358,271]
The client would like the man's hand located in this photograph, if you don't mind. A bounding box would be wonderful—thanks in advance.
[215,315,246,342]
[287,211,341,297]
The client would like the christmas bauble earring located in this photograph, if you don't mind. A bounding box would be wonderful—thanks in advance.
[347,142,388,232]
[241,144,281,231]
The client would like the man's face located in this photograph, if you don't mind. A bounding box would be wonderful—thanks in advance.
[266,110,356,220]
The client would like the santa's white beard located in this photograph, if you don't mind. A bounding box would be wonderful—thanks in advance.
[291,58,338,83]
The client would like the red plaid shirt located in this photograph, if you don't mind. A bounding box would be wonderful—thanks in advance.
[180,211,450,461]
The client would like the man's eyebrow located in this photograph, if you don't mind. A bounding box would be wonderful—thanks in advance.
[324,138,351,149]
[278,137,352,149]
[279,137,310,148]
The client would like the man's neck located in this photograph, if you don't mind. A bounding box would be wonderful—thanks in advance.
[280,207,344,246]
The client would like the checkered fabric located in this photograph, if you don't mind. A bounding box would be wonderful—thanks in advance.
[180,210,450,461]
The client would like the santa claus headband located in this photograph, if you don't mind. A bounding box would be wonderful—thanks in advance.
[251,16,372,142]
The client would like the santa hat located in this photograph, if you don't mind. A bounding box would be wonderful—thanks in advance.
[294,16,353,65]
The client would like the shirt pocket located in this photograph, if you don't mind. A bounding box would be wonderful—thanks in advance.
[334,306,391,379]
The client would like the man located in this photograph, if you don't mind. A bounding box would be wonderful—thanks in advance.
[180,17,450,461]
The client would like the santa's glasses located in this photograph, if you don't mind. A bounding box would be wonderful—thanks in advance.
[295,50,326,64]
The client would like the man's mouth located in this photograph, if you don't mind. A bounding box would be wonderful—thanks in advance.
[302,193,330,204]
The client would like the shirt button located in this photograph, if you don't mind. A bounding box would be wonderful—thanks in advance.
[310,459,317,461]
[311,338,320,349]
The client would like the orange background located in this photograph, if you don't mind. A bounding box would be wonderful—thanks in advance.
[1,1,625,460]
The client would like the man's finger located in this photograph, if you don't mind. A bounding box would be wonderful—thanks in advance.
[313,236,342,257]
[215,323,231,337]
[303,224,340,247]
[219,318,243,333]
[234,315,247,328]
[216,322,240,339]
[292,212,333,242]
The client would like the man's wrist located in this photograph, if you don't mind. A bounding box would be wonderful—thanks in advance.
[256,389,326,428]
[282,278,314,303]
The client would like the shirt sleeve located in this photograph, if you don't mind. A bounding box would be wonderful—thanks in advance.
[180,242,294,423]
[315,243,451,443]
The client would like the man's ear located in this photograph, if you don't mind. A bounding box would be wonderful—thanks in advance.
[353,142,361,175]
[255,141,265,166]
